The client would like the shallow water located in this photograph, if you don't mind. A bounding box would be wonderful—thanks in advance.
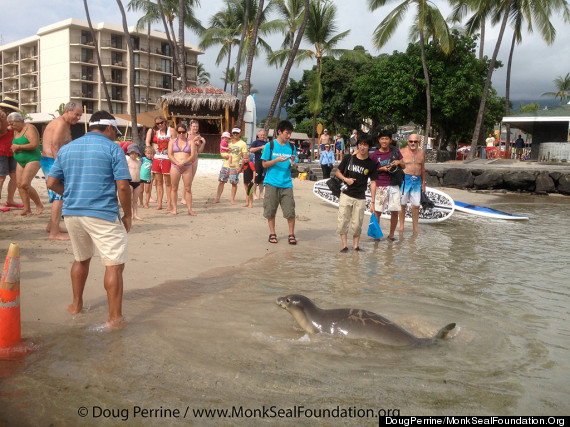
[1,195,569,424]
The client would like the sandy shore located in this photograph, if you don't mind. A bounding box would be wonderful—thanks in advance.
[0,159,514,327]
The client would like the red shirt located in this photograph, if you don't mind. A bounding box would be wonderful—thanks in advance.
[0,129,14,157]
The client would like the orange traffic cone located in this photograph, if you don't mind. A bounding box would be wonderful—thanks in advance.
[1,242,21,349]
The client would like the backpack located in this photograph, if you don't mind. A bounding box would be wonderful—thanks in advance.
[389,147,405,186]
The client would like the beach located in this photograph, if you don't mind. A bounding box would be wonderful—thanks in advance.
[1,159,569,421]
[1,159,510,327]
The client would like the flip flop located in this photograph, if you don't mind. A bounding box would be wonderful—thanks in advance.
[0,206,10,212]
[5,202,24,208]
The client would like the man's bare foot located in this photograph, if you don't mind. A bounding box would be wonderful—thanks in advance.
[248,204,253,208]
[149,198,156,203]
[67,302,83,315]
[181,199,187,205]
[19,210,33,216]
[106,316,125,330]
[143,204,149,209]
[46,225,68,233]
[134,215,143,220]
[155,205,163,210]
[243,203,249,207]
[230,200,236,205]
[187,210,197,216]
[253,195,259,200]
[213,199,220,204]
[35,205,45,215]
[49,233,70,241]
[171,210,177,215]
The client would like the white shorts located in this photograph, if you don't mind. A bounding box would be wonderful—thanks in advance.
[64,216,128,266]
[374,186,401,212]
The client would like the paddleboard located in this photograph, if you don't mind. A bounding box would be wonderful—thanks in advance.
[312,179,455,223]
[453,201,529,220]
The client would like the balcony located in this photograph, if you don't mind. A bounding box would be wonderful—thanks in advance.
[21,52,38,61]
[20,82,38,91]
[70,39,95,47]
[101,40,126,51]
[4,87,19,93]
[20,66,38,75]
[71,73,95,82]
[21,97,38,105]
[71,56,96,65]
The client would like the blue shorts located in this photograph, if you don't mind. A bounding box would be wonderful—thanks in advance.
[218,166,239,184]
[40,156,64,202]
[400,175,421,206]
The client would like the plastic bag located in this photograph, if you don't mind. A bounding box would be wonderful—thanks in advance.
[367,214,383,239]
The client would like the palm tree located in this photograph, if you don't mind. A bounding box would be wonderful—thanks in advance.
[369,0,453,147]
[503,0,568,152]
[238,0,265,122]
[196,62,211,84]
[263,0,309,135]
[542,73,570,102]
[221,67,237,93]
[199,5,241,91]
[116,0,140,144]
[84,0,113,113]
[233,0,250,97]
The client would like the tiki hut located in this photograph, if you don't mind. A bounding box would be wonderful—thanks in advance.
[159,83,240,154]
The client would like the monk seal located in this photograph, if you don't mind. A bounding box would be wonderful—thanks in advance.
[276,294,456,346]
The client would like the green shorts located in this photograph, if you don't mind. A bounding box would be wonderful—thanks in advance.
[263,184,295,219]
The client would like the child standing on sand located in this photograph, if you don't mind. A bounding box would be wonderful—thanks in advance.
[126,144,143,220]
[220,131,235,169]
[140,146,154,208]
[242,156,256,208]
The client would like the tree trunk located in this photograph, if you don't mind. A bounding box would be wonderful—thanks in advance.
[479,17,485,60]
[157,0,180,87]
[264,0,310,135]
[223,42,233,92]
[468,0,512,160]
[419,29,431,149]
[116,0,140,144]
[505,30,516,159]
[146,22,151,111]
[84,0,112,113]
[233,0,250,97]
[178,0,187,89]
[238,0,264,123]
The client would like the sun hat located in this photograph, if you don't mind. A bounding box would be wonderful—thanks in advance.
[231,127,241,134]
[127,144,141,155]
[0,97,20,112]
[222,131,231,138]
[324,129,328,132]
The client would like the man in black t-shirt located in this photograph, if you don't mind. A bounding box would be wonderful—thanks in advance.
[249,130,267,199]
[334,135,378,252]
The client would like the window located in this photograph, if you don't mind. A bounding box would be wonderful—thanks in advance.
[162,75,171,89]
[81,49,94,63]
[112,86,123,101]
[81,31,93,45]
[134,53,140,68]
[112,69,122,84]
[82,83,94,98]
[111,34,122,49]
[161,42,170,56]
[161,59,171,73]
[131,36,140,50]
[112,103,123,114]
[81,66,94,81]
[111,52,123,66]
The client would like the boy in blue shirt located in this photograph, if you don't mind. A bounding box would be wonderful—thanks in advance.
[261,120,297,245]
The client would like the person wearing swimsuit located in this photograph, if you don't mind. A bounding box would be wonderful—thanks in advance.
[167,122,197,215]
[188,119,206,181]
[7,112,44,216]
[146,116,174,210]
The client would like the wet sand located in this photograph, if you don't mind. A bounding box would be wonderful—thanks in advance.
[0,159,545,328]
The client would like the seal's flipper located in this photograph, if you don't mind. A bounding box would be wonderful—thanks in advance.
[434,323,456,340]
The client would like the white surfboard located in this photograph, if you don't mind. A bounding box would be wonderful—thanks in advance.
[453,201,529,220]
[312,179,455,223]
[243,94,256,145]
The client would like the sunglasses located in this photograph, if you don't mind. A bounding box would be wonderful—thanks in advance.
[408,140,419,143]
[155,121,164,125]
[177,130,187,134]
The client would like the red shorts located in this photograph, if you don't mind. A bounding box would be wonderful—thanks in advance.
[151,158,171,174]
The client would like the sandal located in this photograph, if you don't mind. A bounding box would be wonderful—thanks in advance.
[268,234,278,244]
[288,234,297,245]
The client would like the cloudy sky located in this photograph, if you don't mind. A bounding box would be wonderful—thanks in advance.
[2,0,569,115]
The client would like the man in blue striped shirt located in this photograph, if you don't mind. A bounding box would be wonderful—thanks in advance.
[47,110,132,329]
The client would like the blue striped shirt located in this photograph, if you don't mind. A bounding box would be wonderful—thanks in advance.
[49,132,131,222]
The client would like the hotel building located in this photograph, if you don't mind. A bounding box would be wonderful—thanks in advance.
[0,18,203,115]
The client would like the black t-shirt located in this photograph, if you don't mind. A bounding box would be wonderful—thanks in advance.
[338,154,378,199]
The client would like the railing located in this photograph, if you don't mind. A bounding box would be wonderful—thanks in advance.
[101,40,125,50]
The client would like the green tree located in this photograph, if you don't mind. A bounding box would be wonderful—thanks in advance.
[368,0,453,146]
[196,62,211,84]
[199,4,241,91]
[519,102,539,113]
[542,73,570,102]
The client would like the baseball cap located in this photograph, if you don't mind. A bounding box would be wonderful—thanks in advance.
[222,131,231,138]
[127,144,141,155]
[232,127,241,134]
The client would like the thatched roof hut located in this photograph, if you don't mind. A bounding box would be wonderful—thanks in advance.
[159,84,240,154]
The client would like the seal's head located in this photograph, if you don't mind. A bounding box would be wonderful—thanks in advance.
[276,294,320,333]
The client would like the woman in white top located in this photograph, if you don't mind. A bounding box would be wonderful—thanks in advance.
[146,116,175,210]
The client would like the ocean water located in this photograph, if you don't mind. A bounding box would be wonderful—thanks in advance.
[1,195,569,424]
